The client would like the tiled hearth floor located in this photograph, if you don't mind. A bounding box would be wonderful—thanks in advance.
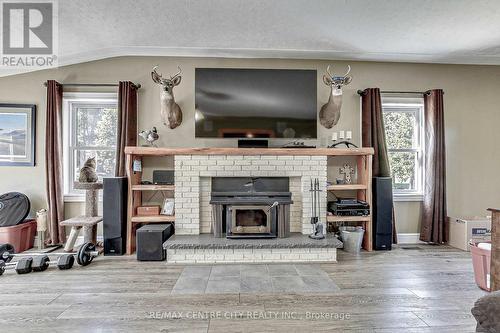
[171,264,340,294]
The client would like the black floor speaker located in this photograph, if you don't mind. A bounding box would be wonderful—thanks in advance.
[372,177,394,251]
[136,224,173,261]
[103,177,128,255]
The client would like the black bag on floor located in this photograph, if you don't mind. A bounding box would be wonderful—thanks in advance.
[0,192,30,227]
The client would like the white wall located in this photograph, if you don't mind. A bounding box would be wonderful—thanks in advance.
[1,56,500,234]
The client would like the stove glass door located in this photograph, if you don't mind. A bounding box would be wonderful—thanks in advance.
[231,205,271,234]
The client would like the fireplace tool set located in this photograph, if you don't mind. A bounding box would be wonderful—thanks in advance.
[309,178,325,240]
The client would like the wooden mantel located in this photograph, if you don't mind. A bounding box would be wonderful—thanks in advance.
[124,146,374,156]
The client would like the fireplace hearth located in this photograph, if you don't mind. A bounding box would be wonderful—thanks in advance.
[210,177,292,239]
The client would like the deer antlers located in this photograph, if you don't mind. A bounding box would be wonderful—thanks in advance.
[151,66,182,86]
[323,65,352,87]
[326,65,351,79]
[170,66,182,80]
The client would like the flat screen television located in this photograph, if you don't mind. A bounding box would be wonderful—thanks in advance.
[195,68,317,139]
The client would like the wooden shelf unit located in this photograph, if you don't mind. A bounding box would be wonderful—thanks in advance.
[327,184,367,191]
[125,147,374,254]
[326,215,371,222]
[131,184,175,191]
[131,215,175,223]
[125,152,176,254]
[326,153,373,251]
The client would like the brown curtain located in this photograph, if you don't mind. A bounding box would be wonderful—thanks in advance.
[420,89,447,243]
[45,80,66,245]
[361,88,397,243]
[115,81,138,177]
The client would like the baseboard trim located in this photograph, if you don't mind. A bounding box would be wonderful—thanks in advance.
[397,233,423,244]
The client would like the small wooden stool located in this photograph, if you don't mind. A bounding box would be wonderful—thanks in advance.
[60,216,103,252]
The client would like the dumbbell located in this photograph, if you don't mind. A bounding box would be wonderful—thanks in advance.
[32,254,75,272]
[0,257,33,276]
[0,242,99,267]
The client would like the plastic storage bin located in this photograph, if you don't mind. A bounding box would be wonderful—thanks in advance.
[449,216,491,251]
[470,241,491,291]
[0,219,36,253]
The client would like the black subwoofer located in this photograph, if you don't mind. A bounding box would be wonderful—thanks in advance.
[136,224,173,261]
[103,177,128,255]
[372,177,393,251]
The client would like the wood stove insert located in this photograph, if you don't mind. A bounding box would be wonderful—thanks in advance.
[210,177,292,239]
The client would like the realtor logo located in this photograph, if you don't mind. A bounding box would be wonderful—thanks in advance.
[1,0,57,68]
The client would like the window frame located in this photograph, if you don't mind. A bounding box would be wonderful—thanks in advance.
[381,96,425,202]
[62,92,118,201]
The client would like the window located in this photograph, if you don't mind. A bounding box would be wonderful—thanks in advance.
[382,96,424,201]
[63,93,118,200]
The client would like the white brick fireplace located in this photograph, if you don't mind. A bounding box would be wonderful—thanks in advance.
[174,155,327,236]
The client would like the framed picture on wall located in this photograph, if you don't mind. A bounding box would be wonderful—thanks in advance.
[0,104,36,166]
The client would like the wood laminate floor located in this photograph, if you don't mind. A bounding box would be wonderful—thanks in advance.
[0,245,486,332]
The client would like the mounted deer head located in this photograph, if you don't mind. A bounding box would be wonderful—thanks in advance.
[151,65,183,129]
[319,65,352,128]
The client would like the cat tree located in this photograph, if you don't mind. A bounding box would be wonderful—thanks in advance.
[60,182,103,251]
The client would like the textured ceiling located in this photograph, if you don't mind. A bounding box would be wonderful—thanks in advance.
[11,0,500,74]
